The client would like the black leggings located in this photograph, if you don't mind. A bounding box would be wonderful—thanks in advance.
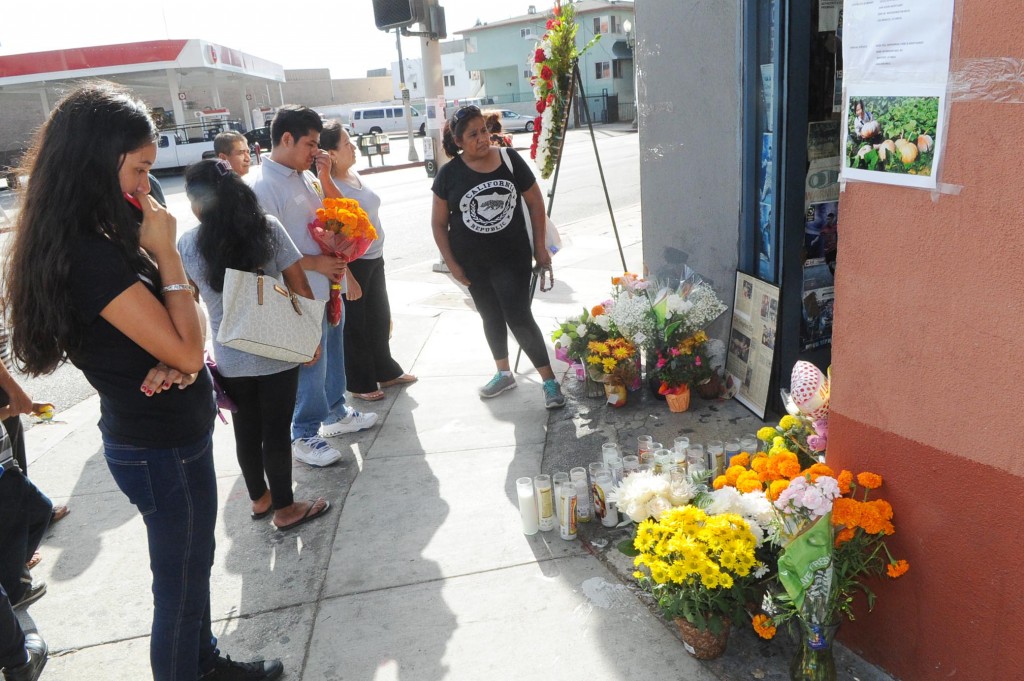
[219,367,299,510]
[461,257,551,369]
[343,257,404,393]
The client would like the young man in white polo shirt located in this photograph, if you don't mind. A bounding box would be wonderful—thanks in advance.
[248,106,377,467]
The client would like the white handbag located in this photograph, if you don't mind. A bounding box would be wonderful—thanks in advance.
[216,268,325,363]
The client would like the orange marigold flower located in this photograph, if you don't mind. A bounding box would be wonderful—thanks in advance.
[736,472,763,494]
[767,479,790,501]
[752,614,776,640]
[886,559,910,578]
[725,465,746,486]
[729,452,751,468]
[858,501,895,535]
[806,463,835,482]
[837,470,853,495]
[750,455,768,474]
[712,475,728,490]
[834,527,856,547]
[831,498,862,529]
[778,459,802,479]
[857,472,883,489]
[591,304,605,317]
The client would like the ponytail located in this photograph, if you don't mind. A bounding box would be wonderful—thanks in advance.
[441,120,461,158]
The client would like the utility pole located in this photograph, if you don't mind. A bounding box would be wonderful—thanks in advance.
[395,29,419,162]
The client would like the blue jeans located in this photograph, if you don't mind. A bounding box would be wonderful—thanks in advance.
[292,313,348,440]
[103,431,219,681]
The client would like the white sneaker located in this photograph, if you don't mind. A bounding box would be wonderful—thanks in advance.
[320,409,378,438]
[292,436,342,467]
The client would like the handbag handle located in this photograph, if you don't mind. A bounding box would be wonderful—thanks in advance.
[254,269,302,315]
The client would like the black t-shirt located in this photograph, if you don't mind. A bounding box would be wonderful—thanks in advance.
[431,148,536,263]
[68,235,216,447]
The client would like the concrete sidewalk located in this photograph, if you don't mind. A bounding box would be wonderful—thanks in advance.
[17,202,890,680]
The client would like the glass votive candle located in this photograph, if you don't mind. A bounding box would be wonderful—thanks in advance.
[639,451,655,467]
[685,444,705,464]
[570,467,593,522]
[673,436,690,454]
[552,472,570,523]
[637,435,654,455]
[622,455,640,475]
[653,449,673,474]
[533,474,555,531]
[741,434,759,454]
[607,456,624,485]
[516,477,539,535]
[601,442,621,465]
[725,438,742,464]
[707,440,725,476]
[589,461,608,481]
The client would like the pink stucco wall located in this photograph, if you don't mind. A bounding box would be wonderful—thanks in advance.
[829,2,1024,678]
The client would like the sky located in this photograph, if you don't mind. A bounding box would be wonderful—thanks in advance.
[0,0,543,79]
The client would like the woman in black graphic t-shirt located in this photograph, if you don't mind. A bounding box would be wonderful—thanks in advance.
[431,105,565,409]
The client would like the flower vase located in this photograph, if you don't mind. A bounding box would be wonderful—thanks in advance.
[604,382,627,408]
[665,386,691,413]
[790,621,839,681]
[584,374,605,398]
[674,616,731,660]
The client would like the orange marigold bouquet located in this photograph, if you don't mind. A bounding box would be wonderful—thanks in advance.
[308,197,378,326]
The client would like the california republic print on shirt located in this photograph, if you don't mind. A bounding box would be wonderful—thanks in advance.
[459,179,518,233]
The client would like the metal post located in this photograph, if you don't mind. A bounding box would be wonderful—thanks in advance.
[423,0,451,273]
[396,29,420,162]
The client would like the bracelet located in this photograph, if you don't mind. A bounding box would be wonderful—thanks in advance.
[162,283,196,295]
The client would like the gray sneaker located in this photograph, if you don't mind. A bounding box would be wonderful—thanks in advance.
[543,379,566,409]
[479,372,517,398]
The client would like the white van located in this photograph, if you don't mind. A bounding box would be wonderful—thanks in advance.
[350,105,425,137]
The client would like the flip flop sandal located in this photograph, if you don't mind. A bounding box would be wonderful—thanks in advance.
[251,507,272,520]
[352,390,386,401]
[26,552,41,570]
[379,374,417,387]
[51,505,70,523]
[275,499,331,532]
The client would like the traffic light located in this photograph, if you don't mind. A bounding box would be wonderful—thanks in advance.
[373,0,420,30]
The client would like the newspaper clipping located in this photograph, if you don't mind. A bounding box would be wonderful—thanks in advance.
[727,273,780,419]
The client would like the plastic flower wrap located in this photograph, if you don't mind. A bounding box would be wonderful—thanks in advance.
[307,197,378,326]
[551,304,611,363]
[584,337,638,386]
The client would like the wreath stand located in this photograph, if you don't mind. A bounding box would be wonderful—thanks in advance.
[515,60,629,372]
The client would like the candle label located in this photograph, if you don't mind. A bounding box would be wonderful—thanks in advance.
[538,487,555,530]
[559,491,577,539]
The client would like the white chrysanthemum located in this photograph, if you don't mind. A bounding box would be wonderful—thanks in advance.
[705,486,742,516]
[646,496,673,520]
[609,470,674,522]
[576,323,588,336]
[737,490,774,527]
[668,478,696,506]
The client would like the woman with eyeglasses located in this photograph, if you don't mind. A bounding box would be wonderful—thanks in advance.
[430,105,565,409]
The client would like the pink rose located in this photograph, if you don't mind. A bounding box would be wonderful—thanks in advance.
[807,434,827,452]
[813,419,828,436]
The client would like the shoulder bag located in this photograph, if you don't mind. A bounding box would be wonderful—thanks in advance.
[216,268,325,363]
[499,147,563,255]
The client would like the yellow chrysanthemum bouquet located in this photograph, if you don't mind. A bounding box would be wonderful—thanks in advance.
[584,337,638,386]
[633,506,763,635]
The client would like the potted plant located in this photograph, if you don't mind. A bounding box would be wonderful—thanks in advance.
[652,329,713,412]
[584,337,638,407]
[632,505,762,659]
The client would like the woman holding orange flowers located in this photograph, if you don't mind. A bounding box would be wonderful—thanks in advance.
[320,121,415,401]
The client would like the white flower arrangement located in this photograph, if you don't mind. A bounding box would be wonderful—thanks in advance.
[701,486,775,546]
[606,293,656,349]
[608,470,696,523]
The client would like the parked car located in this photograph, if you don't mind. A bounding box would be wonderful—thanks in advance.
[498,110,535,133]
[244,127,273,152]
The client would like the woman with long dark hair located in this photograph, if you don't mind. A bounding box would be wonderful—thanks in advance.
[181,159,330,530]
[430,105,565,409]
[3,82,281,681]
[319,121,416,401]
